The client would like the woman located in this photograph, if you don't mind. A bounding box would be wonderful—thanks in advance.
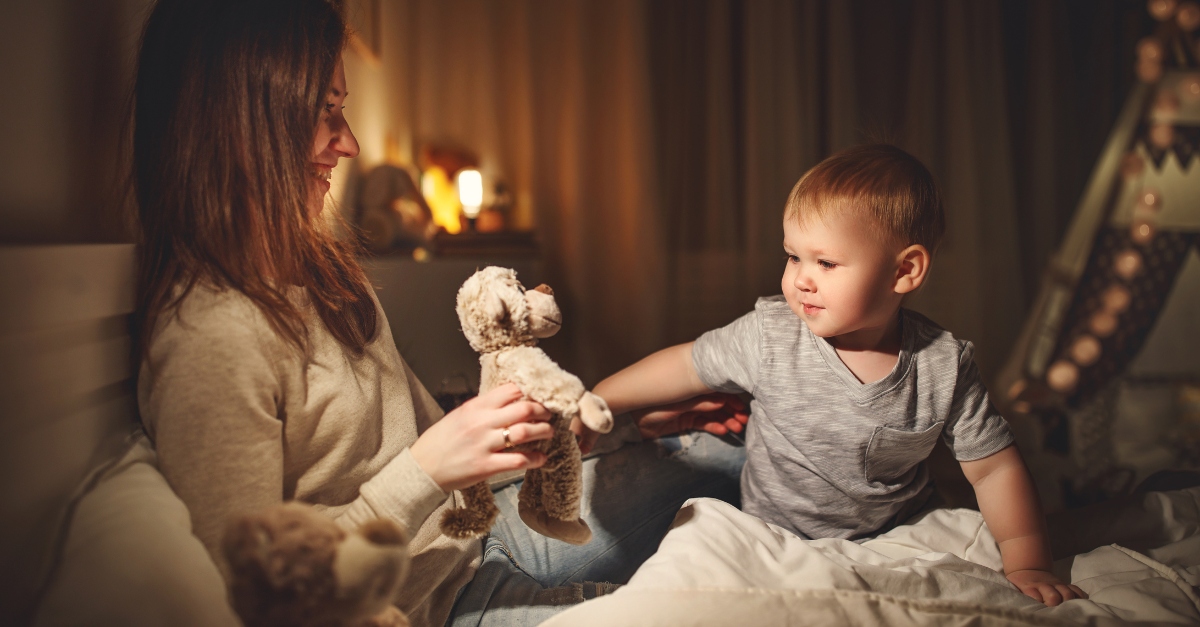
[131,1,744,626]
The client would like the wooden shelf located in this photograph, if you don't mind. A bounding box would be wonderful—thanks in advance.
[430,230,539,257]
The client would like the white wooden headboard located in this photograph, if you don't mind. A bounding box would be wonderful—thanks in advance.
[0,244,138,624]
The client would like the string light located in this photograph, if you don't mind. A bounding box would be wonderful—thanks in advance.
[1089,312,1119,338]
[1177,1,1200,29]
[1131,218,1157,244]
[1149,122,1175,149]
[1039,0,1194,402]
[1047,360,1081,393]
[1101,285,1133,313]
[1070,335,1103,367]
[1148,0,1179,21]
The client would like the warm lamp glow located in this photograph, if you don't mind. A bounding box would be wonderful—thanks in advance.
[457,169,483,219]
[421,166,462,234]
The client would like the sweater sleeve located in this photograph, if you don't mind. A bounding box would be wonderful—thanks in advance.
[314,318,452,536]
[139,289,449,568]
[138,293,291,571]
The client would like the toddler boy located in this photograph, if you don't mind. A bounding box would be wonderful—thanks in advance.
[591,144,1085,606]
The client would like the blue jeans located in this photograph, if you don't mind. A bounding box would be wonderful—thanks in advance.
[446,431,745,627]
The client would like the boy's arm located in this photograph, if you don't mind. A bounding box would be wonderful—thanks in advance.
[574,342,745,453]
[961,445,1087,606]
[593,342,711,415]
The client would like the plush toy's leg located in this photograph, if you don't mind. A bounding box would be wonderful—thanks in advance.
[518,466,544,517]
[439,481,498,539]
[517,426,592,545]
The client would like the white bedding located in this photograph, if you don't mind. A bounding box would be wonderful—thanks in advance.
[542,489,1200,626]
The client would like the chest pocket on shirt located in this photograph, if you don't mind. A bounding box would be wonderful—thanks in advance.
[864,421,945,484]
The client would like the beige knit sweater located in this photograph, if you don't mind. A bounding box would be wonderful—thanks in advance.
[137,282,479,627]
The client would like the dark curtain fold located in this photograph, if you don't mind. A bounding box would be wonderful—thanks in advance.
[647,0,1150,381]
[393,0,1151,385]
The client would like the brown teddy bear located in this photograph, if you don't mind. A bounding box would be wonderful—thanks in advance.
[440,266,614,545]
[222,502,410,627]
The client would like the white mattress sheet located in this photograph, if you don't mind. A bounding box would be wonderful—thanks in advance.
[542,488,1200,626]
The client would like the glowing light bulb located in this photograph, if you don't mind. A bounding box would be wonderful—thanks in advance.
[1089,311,1119,338]
[1046,360,1080,393]
[1131,219,1156,245]
[1070,335,1102,367]
[1007,379,1028,400]
[1137,188,1162,210]
[1121,153,1145,179]
[1138,59,1164,83]
[1138,37,1164,61]
[1180,73,1200,103]
[1179,1,1200,29]
[1101,285,1133,313]
[1154,89,1181,118]
[1149,123,1174,149]
[1114,249,1144,280]
[457,169,483,219]
[1149,0,1179,21]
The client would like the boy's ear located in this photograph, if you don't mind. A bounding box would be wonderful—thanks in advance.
[894,245,931,295]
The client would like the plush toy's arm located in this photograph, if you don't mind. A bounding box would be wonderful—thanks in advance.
[578,391,614,433]
[494,346,587,416]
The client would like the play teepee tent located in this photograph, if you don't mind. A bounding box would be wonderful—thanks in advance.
[998,7,1200,506]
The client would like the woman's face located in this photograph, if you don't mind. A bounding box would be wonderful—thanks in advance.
[310,59,359,215]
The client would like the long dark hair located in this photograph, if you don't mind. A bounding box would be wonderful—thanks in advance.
[132,0,376,359]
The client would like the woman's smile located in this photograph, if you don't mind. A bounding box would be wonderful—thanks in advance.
[314,163,334,192]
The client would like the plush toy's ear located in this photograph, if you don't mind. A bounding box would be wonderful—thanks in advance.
[484,289,508,324]
[223,517,285,587]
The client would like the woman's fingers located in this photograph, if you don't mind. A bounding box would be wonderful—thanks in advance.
[502,421,554,448]
[486,451,547,474]
[467,385,551,428]
[471,382,524,408]
[489,399,551,430]
[412,383,559,492]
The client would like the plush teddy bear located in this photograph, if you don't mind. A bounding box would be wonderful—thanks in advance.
[440,266,614,545]
[222,502,411,627]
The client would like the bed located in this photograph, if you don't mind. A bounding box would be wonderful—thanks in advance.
[6,245,1199,627]
[542,491,1200,626]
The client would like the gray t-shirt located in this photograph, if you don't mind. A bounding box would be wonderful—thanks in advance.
[692,296,1014,540]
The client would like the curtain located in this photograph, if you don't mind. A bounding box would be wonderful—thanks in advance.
[391,0,1145,385]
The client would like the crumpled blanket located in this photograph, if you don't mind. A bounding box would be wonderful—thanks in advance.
[542,488,1200,626]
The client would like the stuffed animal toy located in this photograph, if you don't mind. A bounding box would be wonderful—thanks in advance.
[223,502,410,627]
[441,266,614,545]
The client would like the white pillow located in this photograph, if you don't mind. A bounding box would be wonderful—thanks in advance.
[32,433,240,627]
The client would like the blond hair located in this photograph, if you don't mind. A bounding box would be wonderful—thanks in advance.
[785,144,945,253]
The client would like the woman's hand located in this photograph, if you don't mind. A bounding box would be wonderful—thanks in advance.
[410,383,554,492]
[571,392,748,454]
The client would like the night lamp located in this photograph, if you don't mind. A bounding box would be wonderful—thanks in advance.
[422,166,463,234]
[457,169,483,230]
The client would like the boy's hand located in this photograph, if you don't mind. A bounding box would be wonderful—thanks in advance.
[570,393,748,455]
[1006,569,1087,606]
[633,393,748,440]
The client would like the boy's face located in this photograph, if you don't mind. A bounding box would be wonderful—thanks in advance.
[781,213,905,348]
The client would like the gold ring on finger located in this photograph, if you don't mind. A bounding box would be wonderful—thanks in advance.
[502,427,514,449]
